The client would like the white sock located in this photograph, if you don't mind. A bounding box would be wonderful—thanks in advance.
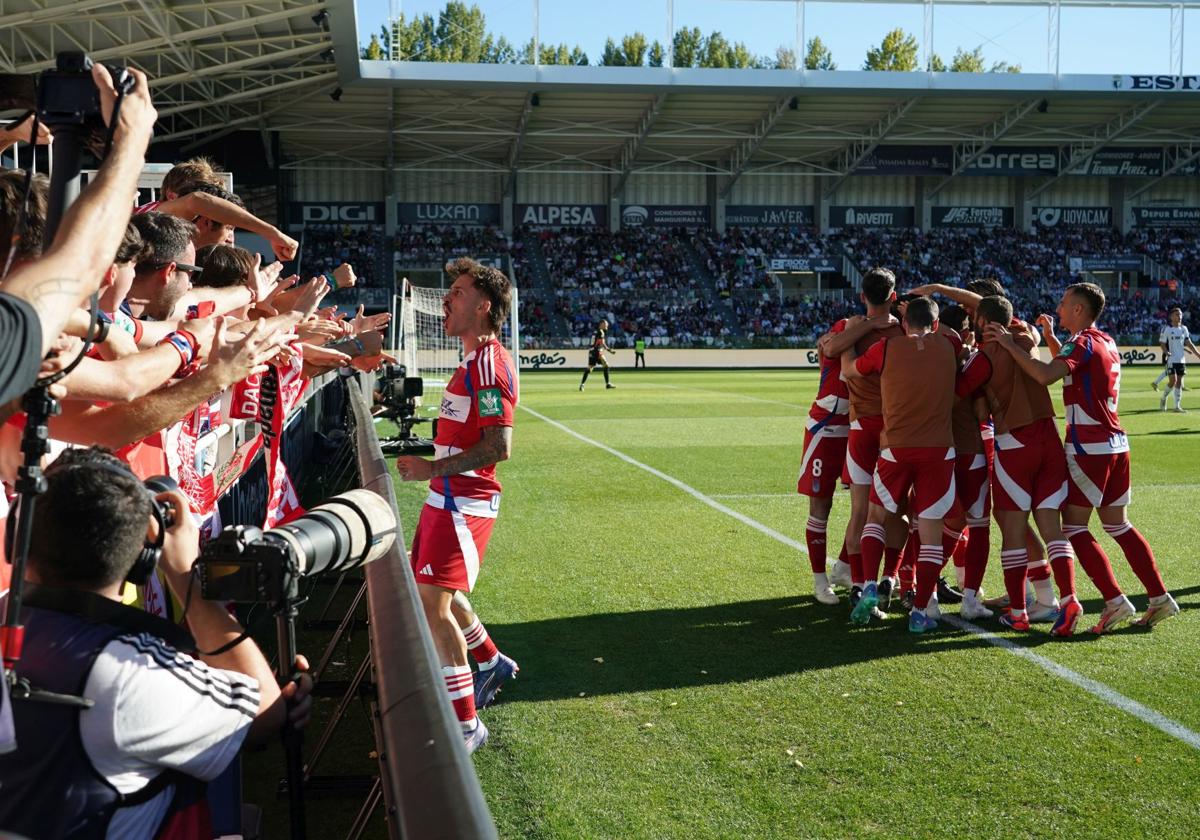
[963,587,978,601]
[813,572,830,588]
[478,654,500,671]
[1175,387,1183,408]
[1154,369,1169,385]
[1149,593,1172,606]
[1106,595,1127,609]
[1031,576,1056,605]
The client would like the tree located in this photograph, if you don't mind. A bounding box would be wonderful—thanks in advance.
[569,46,590,66]
[990,60,1021,73]
[929,52,946,72]
[361,32,386,60]
[648,41,667,68]
[621,33,649,67]
[804,36,836,70]
[672,27,704,68]
[599,37,624,66]
[864,28,919,71]
[522,39,586,65]
[773,46,797,70]
[729,41,756,69]
[949,46,986,73]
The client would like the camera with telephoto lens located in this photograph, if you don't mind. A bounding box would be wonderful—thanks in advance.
[196,489,397,604]
[375,363,435,456]
[38,52,134,127]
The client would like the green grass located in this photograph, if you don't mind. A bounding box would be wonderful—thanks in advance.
[394,368,1200,839]
[250,368,1200,838]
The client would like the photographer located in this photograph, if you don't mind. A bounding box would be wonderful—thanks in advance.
[0,447,313,838]
[0,63,156,404]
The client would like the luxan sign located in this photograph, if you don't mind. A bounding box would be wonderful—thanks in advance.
[397,203,501,226]
[1034,207,1113,228]
[294,202,384,225]
[1113,75,1200,91]
[515,204,607,227]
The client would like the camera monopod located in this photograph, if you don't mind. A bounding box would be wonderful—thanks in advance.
[1,52,130,711]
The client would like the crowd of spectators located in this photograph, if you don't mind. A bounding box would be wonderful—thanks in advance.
[394,224,509,266]
[299,223,388,285]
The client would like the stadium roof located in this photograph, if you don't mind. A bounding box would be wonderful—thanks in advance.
[2,0,1198,188]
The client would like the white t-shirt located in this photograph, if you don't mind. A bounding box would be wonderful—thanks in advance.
[80,631,260,839]
[1160,324,1191,364]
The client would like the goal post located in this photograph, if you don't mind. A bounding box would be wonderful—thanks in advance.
[396,277,520,402]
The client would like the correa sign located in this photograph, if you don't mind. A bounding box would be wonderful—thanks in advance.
[1069,147,1163,177]
[725,205,815,226]
[397,203,501,226]
[932,206,1013,227]
[1034,207,1113,228]
[1133,207,1200,227]
[1068,255,1144,272]
[831,206,915,228]
[620,205,710,227]
[1113,74,1200,91]
[856,144,952,175]
[515,204,607,226]
[292,202,384,225]
[768,256,840,273]
[962,146,1058,176]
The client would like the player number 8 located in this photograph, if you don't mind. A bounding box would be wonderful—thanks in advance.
[812,459,823,478]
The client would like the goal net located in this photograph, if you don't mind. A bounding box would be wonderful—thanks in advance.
[394,277,520,403]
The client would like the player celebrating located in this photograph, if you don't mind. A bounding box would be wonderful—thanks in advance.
[959,296,1082,635]
[817,269,905,609]
[1158,307,1200,412]
[579,318,617,391]
[986,283,1179,631]
[840,296,959,633]
[396,257,520,753]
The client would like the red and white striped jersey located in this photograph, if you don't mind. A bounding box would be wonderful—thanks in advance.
[430,339,518,500]
[807,319,851,433]
[1059,326,1128,454]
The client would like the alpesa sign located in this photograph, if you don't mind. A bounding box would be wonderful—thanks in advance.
[515,204,607,226]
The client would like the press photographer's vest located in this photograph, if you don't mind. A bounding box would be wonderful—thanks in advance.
[0,587,207,840]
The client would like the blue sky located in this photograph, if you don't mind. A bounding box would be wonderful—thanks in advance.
[356,0,1198,74]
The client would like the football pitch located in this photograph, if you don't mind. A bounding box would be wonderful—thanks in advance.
[389,368,1200,839]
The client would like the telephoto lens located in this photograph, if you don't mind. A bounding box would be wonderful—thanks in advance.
[263,489,397,578]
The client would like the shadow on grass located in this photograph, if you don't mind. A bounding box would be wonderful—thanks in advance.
[489,585,1200,703]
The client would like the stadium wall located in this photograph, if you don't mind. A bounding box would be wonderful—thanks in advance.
[517,171,607,205]
[624,165,708,205]
[398,164,503,203]
[829,175,914,206]
[726,169,818,206]
[290,165,387,202]
[1036,177,1111,206]
[519,346,1167,370]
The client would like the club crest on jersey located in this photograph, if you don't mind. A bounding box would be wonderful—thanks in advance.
[478,388,503,417]
[1058,342,1075,357]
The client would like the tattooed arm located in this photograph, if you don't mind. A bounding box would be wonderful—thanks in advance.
[395,426,512,482]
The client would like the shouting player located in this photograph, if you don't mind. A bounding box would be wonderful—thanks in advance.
[841,296,960,633]
[817,268,905,610]
[579,318,616,391]
[396,257,521,753]
[986,283,1179,631]
[1158,307,1200,412]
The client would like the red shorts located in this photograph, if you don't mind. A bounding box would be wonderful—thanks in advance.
[842,416,884,486]
[1066,450,1132,508]
[796,425,849,498]
[871,447,956,519]
[954,452,990,521]
[991,420,1068,512]
[410,493,499,592]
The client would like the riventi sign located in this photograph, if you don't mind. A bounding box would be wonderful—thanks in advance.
[830,206,915,228]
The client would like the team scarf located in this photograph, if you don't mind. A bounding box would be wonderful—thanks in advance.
[257,352,308,528]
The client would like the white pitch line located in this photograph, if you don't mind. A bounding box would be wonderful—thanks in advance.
[522,403,1200,754]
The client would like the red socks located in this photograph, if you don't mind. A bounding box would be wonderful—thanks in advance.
[882,546,902,579]
[444,664,477,732]
[1001,548,1028,612]
[806,516,828,574]
[964,520,989,592]
[1064,525,1122,601]
[860,523,886,583]
[1103,521,1166,598]
[941,526,963,569]
[1045,539,1077,600]
[914,545,942,610]
[463,618,500,669]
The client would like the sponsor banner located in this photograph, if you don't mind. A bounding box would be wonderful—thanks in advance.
[515,203,607,227]
[521,346,1166,370]
[1068,255,1144,272]
[620,204,710,227]
[856,144,952,175]
[931,206,1014,228]
[725,205,815,226]
[768,256,841,273]
[291,202,384,226]
[1133,206,1200,227]
[962,146,1058,176]
[1033,206,1113,228]
[397,202,501,226]
[1069,147,1163,177]
[831,205,915,228]
[1113,74,1200,92]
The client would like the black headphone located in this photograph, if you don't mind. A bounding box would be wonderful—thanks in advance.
[6,455,176,585]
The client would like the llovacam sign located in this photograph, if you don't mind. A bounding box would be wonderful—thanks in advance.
[517,347,1167,369]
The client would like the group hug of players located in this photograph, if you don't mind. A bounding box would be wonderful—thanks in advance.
[796,268,1179,635]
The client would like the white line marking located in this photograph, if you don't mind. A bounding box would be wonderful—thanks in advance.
[711,493,797,499]
[522,403,1200,753]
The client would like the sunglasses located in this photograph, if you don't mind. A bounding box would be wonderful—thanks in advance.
[140,260,204,276]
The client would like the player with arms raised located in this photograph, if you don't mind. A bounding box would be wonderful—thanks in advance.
[396,257,521,752]
[986,283,1179,630]
[579,318,617,391]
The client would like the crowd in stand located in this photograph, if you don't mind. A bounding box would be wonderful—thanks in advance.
[299,224,388,285]
[394,224,509,266]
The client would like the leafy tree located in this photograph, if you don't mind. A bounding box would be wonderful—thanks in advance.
[949,46,986,72]
[990,60,1021,73]
[600,32,649,66]
[929,52,946,72]
[361,33,386,60]
[804,36,836,70]
[521,39,587,65]
[672,27,704,68]
[773,46,797,70]
[648,41,667,68]
[864,28,919,71]
[729,41,756,69]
